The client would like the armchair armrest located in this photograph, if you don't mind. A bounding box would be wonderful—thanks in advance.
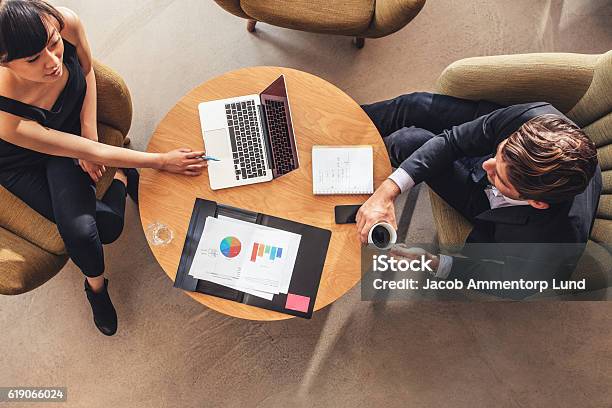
[361,0,426,38]
[94,60,132,137]
[0,186,65,256]
[0,226,67,295]
[435,53,599,113]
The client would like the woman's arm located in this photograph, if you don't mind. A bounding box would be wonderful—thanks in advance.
[0,112,206,175]
[58,8,97,142]
[57,8,105,181]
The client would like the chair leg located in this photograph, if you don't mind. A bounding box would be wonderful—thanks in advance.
[354,37,365,49]
[247,19,257,33]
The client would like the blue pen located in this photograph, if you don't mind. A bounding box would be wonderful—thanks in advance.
[197,155,220,161]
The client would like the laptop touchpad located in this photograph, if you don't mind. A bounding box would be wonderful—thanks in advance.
[203,128,230,157]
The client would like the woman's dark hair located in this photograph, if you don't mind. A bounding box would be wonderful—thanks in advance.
[0,0,65,63]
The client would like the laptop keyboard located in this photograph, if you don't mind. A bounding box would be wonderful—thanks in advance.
[225,101,267,180]
[263,100,296,176]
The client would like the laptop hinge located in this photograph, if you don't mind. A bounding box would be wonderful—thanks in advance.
[258,103,275,173]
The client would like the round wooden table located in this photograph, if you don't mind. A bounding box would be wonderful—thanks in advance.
[140,66,391,320]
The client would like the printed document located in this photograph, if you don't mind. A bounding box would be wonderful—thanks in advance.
[188,216,301,299]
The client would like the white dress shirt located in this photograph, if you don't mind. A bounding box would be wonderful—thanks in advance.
[387,171,530,278]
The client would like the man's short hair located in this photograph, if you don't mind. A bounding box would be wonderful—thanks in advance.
[501,114,598,203]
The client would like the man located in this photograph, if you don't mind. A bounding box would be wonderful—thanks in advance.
[357,93,602,298]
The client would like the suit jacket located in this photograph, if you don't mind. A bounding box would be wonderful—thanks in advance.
[400,102,603,298]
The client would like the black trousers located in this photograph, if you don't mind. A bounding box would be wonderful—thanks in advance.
[361,92,503,222]
[0,156,126,277]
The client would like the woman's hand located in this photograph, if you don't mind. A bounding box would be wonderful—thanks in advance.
[160,148,207,176]
[78,159,106,183]
[356,179,400,244]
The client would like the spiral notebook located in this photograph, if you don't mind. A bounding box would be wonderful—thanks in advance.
[312,145,373,195]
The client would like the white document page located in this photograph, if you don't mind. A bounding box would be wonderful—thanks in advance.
[312,145,373,194]
[188,217,273,300]
[218,216,301,294]
[188,217,244,281]
[202,274,274,300]
[188,216,301,296]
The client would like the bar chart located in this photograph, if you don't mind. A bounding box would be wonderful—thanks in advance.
[250,242,283,262]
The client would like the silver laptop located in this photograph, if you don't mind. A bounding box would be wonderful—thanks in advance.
[198,75,299,190]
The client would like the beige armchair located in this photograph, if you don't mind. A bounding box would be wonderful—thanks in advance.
[0,61,133,295]
[431,51,612,292]
[212,0,426,48]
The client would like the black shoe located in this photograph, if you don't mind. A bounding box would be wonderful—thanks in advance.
[84,278,118,336]
[119,168,139,204]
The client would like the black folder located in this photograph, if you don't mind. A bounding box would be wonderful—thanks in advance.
[174,198,331,319]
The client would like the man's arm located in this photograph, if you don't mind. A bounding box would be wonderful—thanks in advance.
[356,179,400,243]
[392,102,555,191]
[392,246,578,300]
[441,239,583,299]
[357,103,557,241]
[356,108,505,242]
[446,254,575,299]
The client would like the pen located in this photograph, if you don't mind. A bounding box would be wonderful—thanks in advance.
[196,155,220,161]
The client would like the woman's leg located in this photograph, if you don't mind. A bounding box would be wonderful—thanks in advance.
[45,157,106,280]
[45,157,119,335]
[0,166,115,266]
[2,162,127,272]
[96,166,142,244]
[96,178,126,245]
[0,166,55,222]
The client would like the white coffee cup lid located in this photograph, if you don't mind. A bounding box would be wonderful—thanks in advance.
[367,222,397,250]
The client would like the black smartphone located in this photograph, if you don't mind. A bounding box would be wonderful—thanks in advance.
[334,205,362,224]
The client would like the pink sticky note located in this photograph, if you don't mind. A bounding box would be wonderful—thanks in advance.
[285,293,310,313]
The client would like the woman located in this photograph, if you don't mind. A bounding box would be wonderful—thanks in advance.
[0,0,207,336]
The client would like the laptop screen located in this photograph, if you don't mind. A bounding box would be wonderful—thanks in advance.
[260,75,287,99]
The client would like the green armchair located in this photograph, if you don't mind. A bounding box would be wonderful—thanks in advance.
[212,0,426,48]
[0,61,133,295]
[431,51,612,293]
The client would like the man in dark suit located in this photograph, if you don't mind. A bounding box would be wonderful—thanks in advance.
[358,93,602,298]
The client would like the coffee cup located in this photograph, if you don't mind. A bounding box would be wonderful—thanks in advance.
[368,222,397,250]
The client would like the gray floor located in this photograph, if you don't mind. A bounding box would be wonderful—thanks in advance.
[1,1,612,407]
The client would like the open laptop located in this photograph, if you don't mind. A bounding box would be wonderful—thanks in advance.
[198,75,300,190]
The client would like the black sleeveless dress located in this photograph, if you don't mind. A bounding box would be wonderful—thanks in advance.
[0,40,86,174]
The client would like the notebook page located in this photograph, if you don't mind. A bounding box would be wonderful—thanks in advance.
[312,145,373,195]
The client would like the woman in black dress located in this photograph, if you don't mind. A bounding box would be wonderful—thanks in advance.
[0,1,206,335]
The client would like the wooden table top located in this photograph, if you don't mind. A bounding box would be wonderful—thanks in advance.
[140,66,391,320]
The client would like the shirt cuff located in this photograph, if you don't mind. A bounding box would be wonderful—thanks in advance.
[435,255,453,279]
[387,168,415,194]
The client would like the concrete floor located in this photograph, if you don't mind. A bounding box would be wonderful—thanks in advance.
[1,0,612,407]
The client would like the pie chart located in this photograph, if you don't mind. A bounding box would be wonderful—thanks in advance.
[220,236,242,258]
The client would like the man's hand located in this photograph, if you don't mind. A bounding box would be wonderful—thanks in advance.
[79,159,106,183]
[356,179,401,244]
[390,244,440,273]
